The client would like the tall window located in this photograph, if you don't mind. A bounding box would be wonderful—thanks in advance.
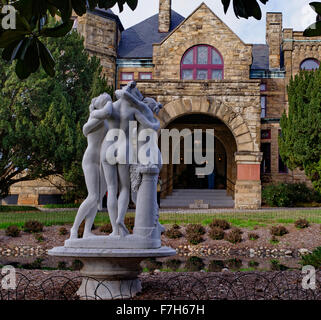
[261,96,267,118]
[181,45,224,80]
[261,143,271,174]
[300,58,320,71]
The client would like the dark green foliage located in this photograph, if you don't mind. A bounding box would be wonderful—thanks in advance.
[186,224,206,236]
[58,227,68,235]
[185,256,205,272]
[208,260,225,272]
[5,225,20,237]
[221,0,268,20]
[224,228,243,244]
[279,66,321,194]
[304,3,321,36]
[270,225,289,237]
[0,30,111,200]
[165,227,183,239]
[165,259,182,271]
[270,259,288,271]
[300,247,321,268]
[0,206,38,212]
[262,183,315,207]
[23,220,44,233]
[209,219,230,230]
[226,258,243,270]
[99,223,113,234]
[294,218,310,229]
[22,258,44,270]
[57,261,68,270]
[186,233,204,245]
[71,259,84,271]
[209,227,225,240]
[248,233,259,241]
[248,260,259,268]
[34,233,45,242]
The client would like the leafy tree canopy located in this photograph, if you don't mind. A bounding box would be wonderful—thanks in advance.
[279,69,321,194]
[0,0,269,79]
[0,26,111,200]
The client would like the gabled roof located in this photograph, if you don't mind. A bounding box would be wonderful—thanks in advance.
[251,44,269,70]
[117,10,185,59]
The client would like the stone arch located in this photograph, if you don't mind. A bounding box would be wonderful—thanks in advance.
[157,97,255,152]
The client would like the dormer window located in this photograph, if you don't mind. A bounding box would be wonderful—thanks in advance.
[181,45,224,80]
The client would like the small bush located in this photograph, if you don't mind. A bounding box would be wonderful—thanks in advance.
[5,225,20,237]
[226,258,243,270]
[270,225,289,237]
[23,220,43,233]
[186,233,204,245]
[262,183,313,207]
[209,219,230,230]
[300,247,321,269]
[22,258,43,270]
[270,259,288,271]
[57,261,68,270]
[294,218,310,229]
[165,259,182,271]
[248,233,259,241]
[58,227,68,236]
[71,259,84,271]
[185,256,205,272]
[208,260,225,272]
[99,223,113,234]
[224,228,243,244]
[34,233,45,242]
[209,227,225,240]
[248,261,259,268]
[172,224,180,229]
[124,216,135,233]
[165,228,183,239]
[186,224,206,236]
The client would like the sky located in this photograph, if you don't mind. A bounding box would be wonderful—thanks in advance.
[111,0,317,44]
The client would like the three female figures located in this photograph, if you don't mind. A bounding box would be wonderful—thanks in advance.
[70,82,162,239]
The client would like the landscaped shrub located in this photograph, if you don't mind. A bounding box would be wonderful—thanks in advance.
[270,225,289,237]
[208,227,225,240]
[208,260,225,272]
[226,258,243,270]
[248,261,259,268]
[224,228,243,244]
[209,219,230,230]
[294,218,310,229]
[172,224,180,229]
[186,224,206,236]
[270,259,288,271]
[165,259,182,271]
[248,233,259,241]
[125,217,135,233]
[300,247,321,269]
[165,227,183,239]
[57,261,68,270]
[262,183,314,207]
[185,256,205,272]
[22,258,43,270]
[58,227,68,236]
[5,225,20,237]
[23,220,44,233]
[99,223,113,234]
[34,233,45,242]
[186,233,204,245]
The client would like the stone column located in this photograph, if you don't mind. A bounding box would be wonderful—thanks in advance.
[234,152,263,209]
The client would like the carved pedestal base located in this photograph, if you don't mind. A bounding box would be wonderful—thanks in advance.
[48,246,176,300]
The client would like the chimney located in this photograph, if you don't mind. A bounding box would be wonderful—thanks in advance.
[159,0,171,33]
[266,12,283,69]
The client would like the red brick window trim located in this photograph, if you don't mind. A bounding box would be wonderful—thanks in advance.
[181,45,224,80]
[139,72,152,80]
[121,72,134,81]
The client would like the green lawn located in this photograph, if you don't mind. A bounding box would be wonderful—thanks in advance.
[0,208,321,229]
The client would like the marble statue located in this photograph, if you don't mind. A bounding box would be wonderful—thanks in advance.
[49,82,175,300]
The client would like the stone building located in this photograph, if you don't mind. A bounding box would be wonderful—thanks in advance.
[5,1,321,209]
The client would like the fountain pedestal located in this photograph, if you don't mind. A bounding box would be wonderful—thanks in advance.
[48,246,176,300]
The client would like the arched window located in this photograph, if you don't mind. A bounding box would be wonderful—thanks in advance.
[181,45,224,80]
[300,58,320,70]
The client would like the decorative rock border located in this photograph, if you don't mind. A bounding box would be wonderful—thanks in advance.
[0,246,47,257]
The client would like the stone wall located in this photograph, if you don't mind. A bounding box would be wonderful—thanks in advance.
[118,67,154,88]
[153,3,253,81]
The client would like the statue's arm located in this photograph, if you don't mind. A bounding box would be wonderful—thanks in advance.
[123,91,153,118]
[91,101,113,120]
[134,111,160,131]
[83,118,102,137]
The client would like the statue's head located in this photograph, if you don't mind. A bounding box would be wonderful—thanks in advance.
[144,97,163,115]
[89,93,111,112]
